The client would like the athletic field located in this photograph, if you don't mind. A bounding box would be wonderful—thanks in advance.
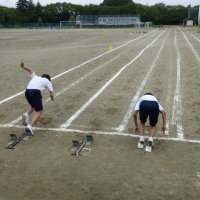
[0,27,200,200]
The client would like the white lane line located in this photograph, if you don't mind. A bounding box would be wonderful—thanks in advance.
[0,30,155,105]
[187,31,200,42]
[1,123,200,144]
[180,28,200,63]
[64,41,129,49]
[171,29,183,139]
[0,37,12,39]
[52,32,154,80]
[0,91,25,105]
[165,30,175,135]
[9,55,120,125]
[196,172,200,187]
[171,30,177,126]
[60,31,165,128]
[115,31,167,132]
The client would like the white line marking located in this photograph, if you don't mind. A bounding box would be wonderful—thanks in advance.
[9,56,120,125]
[115,31,167,132]
[0,31,155,105]
[196,172,200,187]
[60,31,165,128]
[164,30,175,135]
[0,37,12,39]
[64,41,128,49]
[0,91,25,105]
[1,123,200,144]
[187,31,200,42]
[171,29,183,139]
[180,28,200,63]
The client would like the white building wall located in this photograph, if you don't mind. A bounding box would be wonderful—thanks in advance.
[98,16,140,25]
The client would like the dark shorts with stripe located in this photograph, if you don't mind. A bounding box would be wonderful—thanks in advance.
[25,89,43,112]
[139,100,159,127]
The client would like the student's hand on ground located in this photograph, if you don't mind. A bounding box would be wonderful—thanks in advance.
[162,126,166,134]
[135,126,139,133]
[50,96,54,101]
[21,60,24,68]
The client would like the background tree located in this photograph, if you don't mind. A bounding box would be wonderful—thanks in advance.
[43,3,71,23]
[27,0,35,22]
[33,1,43,22]
[0,1,189,26]
[16,0,28,13]
[101,0,132,6]
[16,0,29,23]
[0,7,18,26]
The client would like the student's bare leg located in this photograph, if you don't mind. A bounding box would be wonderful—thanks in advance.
[30,111,42,126]
[22,107,34,125]
[138,123,145,143]
[27,107,34,115]
[147,126,157,146]
[150,126,156,137]
[140,123,145,135]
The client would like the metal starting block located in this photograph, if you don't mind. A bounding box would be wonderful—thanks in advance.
[10,134,17,140]
[137,138,153,153]
[72,140,80,147]
[5,132,31,149]
[145,140,153,153]
[85,135,93,145]
[145,145,152,153]
[137,141,144,149]
[71,135,93,156]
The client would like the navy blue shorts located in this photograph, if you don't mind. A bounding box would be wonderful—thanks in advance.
[139,100,159,127]
[25,89,43,112]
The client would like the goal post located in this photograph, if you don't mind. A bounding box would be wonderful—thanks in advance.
[59,21,82,29]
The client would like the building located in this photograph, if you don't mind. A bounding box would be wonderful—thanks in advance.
[76,15,140,26]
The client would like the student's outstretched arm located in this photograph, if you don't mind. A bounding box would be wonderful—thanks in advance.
[50,91,54,101]
[133,110,139,133]
[160,110,166,134]
[20,60,33,74]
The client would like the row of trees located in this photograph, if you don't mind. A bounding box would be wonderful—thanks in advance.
[0,0,188,26]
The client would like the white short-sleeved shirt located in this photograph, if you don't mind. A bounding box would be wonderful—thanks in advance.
[26,72,53,92]
[134,95,164,111]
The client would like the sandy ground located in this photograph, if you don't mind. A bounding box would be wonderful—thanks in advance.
[0,27,200,200]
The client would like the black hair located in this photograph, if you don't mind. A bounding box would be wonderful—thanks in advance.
[144,92,153,96]
[42,74,51,81]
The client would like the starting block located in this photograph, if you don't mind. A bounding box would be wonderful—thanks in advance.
[137,141,144,149]
[144,145,152,153]
[71,135,93,156]
[85,135,93,145]
[137,139,153,153]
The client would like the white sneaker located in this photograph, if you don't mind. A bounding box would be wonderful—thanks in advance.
[147,137,154,147]
[25,124,34,136]
[137,136,145,149]
[22,113,29,126]
[139,136,145,144]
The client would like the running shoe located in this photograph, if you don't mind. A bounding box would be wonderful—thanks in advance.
[22,114,29,126]
[147,137,154,147]
[25,124,34,136]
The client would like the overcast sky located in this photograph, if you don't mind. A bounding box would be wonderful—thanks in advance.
[0,0,199,8]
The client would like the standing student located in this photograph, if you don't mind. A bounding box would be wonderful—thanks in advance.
[21,60,54,135]
[133,93,166,147]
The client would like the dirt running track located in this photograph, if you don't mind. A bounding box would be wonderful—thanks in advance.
[0,27,200,200]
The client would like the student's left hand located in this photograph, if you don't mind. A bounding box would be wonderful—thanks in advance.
[21,60,24,68]
[134,126,139,133]
[51,96,54,101]
[162,126,166,134]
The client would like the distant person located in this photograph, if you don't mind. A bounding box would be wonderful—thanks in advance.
[133,93,166,147]
[20,60,54,135]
